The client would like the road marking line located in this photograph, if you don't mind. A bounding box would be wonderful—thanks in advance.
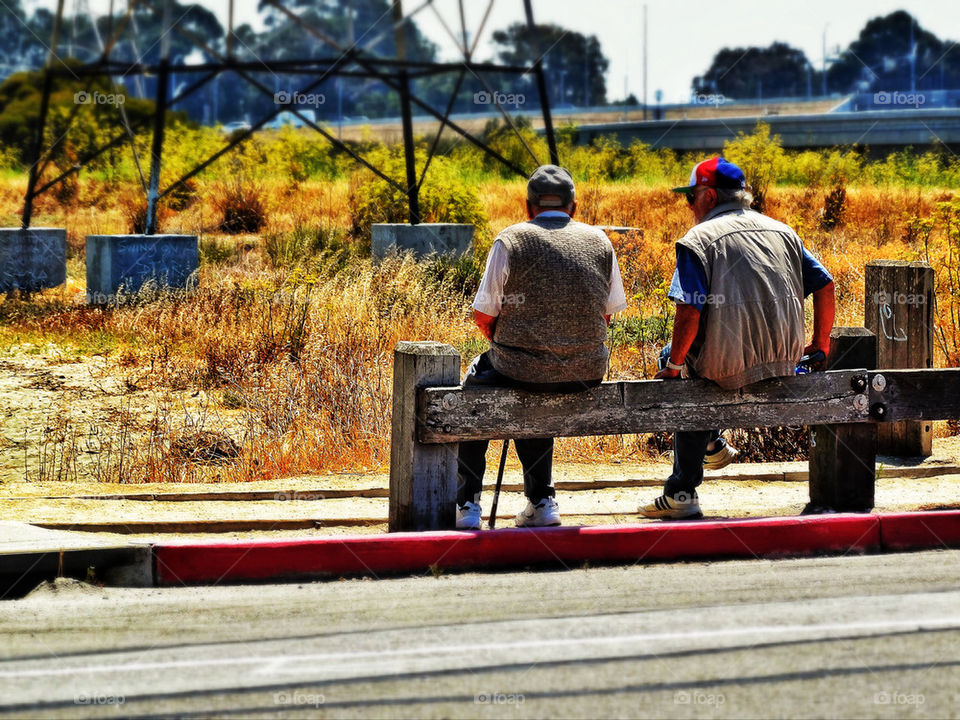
[2,615,960,680]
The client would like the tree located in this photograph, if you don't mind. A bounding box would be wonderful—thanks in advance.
[826,11,959,93]
[491,23,609,106]
[247,0,439,120]
[693,42,817,99]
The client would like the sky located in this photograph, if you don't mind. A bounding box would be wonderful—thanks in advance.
[32,0,960,104]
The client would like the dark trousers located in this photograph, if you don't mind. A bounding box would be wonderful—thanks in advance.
[457,352,600,505]
[659,345,721,496]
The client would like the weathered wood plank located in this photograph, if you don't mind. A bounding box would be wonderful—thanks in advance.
[865,260,935,456]
[389,342,461,531]
[869,368,960,423]
[418,370,870,443]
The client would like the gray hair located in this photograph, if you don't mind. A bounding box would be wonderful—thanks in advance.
[715,187,754,209]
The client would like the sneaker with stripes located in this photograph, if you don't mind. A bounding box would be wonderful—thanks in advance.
[638,491,703,520]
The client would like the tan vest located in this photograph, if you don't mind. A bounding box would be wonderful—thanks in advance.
[489,216,613,383]
[678,204,806,390]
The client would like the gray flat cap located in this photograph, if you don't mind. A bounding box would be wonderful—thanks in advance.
[527,165,576,207]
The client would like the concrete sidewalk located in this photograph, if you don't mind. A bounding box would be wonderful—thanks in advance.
[0,522,151,598]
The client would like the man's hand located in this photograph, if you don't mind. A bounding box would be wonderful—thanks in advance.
[655,367,682,380]
[802,342,828,371]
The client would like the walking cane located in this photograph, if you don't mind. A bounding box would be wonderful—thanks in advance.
[488,439,509,529]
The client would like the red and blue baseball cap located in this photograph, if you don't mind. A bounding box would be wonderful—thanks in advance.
[671,156,746,195]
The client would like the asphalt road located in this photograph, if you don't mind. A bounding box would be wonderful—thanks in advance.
[1,551,959,718]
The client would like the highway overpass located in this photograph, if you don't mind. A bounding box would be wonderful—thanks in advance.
[568,108,960,154]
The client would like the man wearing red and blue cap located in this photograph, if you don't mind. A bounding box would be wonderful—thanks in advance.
[639,156,835,520]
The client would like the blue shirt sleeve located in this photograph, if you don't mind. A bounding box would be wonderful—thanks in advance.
[801,248,833,297]
[667,246,709,312]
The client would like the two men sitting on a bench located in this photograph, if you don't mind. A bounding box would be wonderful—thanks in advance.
[456,159,835,529]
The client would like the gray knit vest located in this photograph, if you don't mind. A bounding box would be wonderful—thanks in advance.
[489,216,613,383]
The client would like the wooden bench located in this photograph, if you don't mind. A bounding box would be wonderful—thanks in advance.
[388,260,956,531]
[388,331,960,531]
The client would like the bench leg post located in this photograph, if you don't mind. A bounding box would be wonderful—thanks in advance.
[865,261,935,457]
[807,327,877,513]
[389,341,461,532]
[808,423,878,513]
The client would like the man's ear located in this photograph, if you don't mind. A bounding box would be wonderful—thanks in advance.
[526,200,536,219]
[707,188,718,207]
[568,201,577,218]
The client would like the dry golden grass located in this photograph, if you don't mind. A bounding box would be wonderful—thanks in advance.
[1,174,958,483]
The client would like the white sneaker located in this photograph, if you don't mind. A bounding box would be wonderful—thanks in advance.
[703,438,739,471]
[638,491,702,520]
[668,437,739,471]
[456,501,482,530]
[515,497,561,527]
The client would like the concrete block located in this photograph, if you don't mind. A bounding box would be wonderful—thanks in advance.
[86,234,198,304]
[0,227,66,292]
[371,223,473,259]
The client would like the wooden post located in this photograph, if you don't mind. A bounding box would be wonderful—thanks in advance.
[389,341,461,532]
[807,327,877,513]
[864,260,935,456]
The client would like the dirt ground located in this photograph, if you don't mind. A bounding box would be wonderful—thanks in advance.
[0,353,230,483]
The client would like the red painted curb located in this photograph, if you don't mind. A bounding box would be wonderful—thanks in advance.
[879,511,960,551]
[154,515,880,586]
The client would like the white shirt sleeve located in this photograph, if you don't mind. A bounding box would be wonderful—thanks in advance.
[472,239,509,316]
[606,246,628,315]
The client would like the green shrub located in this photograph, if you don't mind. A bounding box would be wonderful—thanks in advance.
[479,117,548,179]
[264,224,354,272]
[349,147,491,250]
[265,126,342,181]
[723,122,787,211]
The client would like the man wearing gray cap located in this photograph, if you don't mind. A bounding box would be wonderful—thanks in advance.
[456,164,628,529]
